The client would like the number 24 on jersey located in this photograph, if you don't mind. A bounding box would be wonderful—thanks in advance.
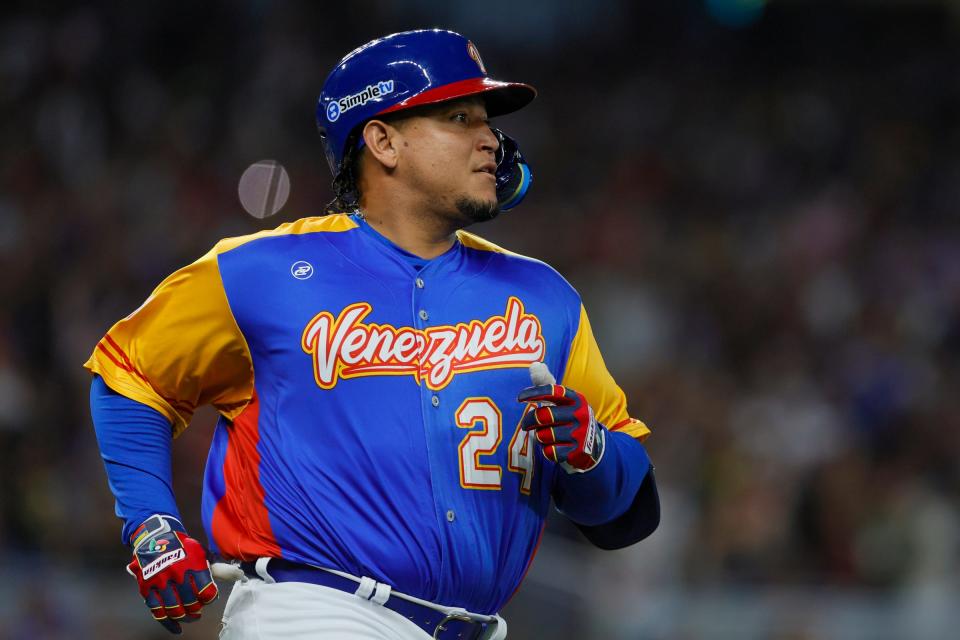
[456,397,536,494]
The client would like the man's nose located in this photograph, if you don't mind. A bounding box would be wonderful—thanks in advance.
[478,126,499,154]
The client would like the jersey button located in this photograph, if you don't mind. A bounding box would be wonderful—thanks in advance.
[419,309,429,321]
[415,277,425,289]
[446,510,456,523]
[431,395,440,407]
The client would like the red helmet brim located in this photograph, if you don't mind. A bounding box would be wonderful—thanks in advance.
[377,77,537,119]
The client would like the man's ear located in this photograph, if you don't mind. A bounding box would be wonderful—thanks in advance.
[361,119,401,170]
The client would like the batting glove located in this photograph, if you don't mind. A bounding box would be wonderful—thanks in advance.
[517,384,607,473]
[126,515,219,634]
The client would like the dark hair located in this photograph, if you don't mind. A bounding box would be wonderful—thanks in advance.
[323,110,417,215]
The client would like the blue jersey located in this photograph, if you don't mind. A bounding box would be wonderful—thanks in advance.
[85,213,649,613]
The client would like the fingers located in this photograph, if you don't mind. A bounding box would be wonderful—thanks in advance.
[534,405,555,427]
[191,568,220,605]
[541,443,573,464]
[533,426,558,446]
[144,585,165,617]
[159,617,183,634]
[521,404,575,430]
[176,577,204,622]
[159,583,187,621]
[541,444,559,463]
[516,384,576,405]
[174,570,218,624]
[517,384,589,468]
[146,586,183,634]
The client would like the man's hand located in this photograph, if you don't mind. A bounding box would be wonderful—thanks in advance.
[126,515,219,634]
[517,383,607,473]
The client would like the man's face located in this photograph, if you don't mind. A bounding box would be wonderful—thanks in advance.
[393,96,501,224]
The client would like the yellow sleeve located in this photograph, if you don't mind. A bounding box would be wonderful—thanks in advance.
[561,304,650,441]
[83,246,254,437]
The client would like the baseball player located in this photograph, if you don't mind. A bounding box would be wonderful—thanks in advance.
[86,29,659,639]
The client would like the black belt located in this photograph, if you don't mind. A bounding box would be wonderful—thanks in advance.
[240,559,489,640]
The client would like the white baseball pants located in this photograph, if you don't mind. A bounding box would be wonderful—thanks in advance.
[218,576,507,639]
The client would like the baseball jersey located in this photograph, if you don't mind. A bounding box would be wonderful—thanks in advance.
[84,212,649,613]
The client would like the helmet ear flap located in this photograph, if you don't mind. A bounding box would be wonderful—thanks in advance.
[317,126,339,179]
[324,133,363,215]
[493,128,533,211]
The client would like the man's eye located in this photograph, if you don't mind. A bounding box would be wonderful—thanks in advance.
[452,112,468,123]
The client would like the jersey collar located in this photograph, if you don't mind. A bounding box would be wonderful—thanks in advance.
[350,212,462,274]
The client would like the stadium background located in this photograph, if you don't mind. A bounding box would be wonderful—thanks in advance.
[1,1,958,638]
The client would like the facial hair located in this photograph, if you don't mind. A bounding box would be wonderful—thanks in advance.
[454,196,501,225]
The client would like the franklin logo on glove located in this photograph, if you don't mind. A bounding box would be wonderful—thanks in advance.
[126,515,219,634]
[141,547,186,579]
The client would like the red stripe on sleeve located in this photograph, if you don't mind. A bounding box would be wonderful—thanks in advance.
[102,335,152,384]
[97,338,187,415]
[96,341,127,371]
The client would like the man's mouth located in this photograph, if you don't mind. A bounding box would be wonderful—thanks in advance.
[475,162,497,176]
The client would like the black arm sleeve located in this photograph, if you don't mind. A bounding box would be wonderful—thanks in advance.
[574,467,660,550]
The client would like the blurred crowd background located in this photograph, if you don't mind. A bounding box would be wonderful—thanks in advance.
[2,1,959,638]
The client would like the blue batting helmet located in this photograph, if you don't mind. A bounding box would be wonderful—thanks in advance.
[317,29,536,208]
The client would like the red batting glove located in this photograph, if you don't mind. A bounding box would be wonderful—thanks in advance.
[517,384,607,473]
[126,515,219,634]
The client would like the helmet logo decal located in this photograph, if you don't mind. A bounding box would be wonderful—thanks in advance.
[327,79,395,122]
[466,41,486,74]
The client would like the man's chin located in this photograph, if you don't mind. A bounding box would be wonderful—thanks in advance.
[454,196,501,225]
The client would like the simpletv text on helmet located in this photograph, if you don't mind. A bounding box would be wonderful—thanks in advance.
[326,80,395,122]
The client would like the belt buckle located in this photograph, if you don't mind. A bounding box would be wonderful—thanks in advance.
[433,611,475,639]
